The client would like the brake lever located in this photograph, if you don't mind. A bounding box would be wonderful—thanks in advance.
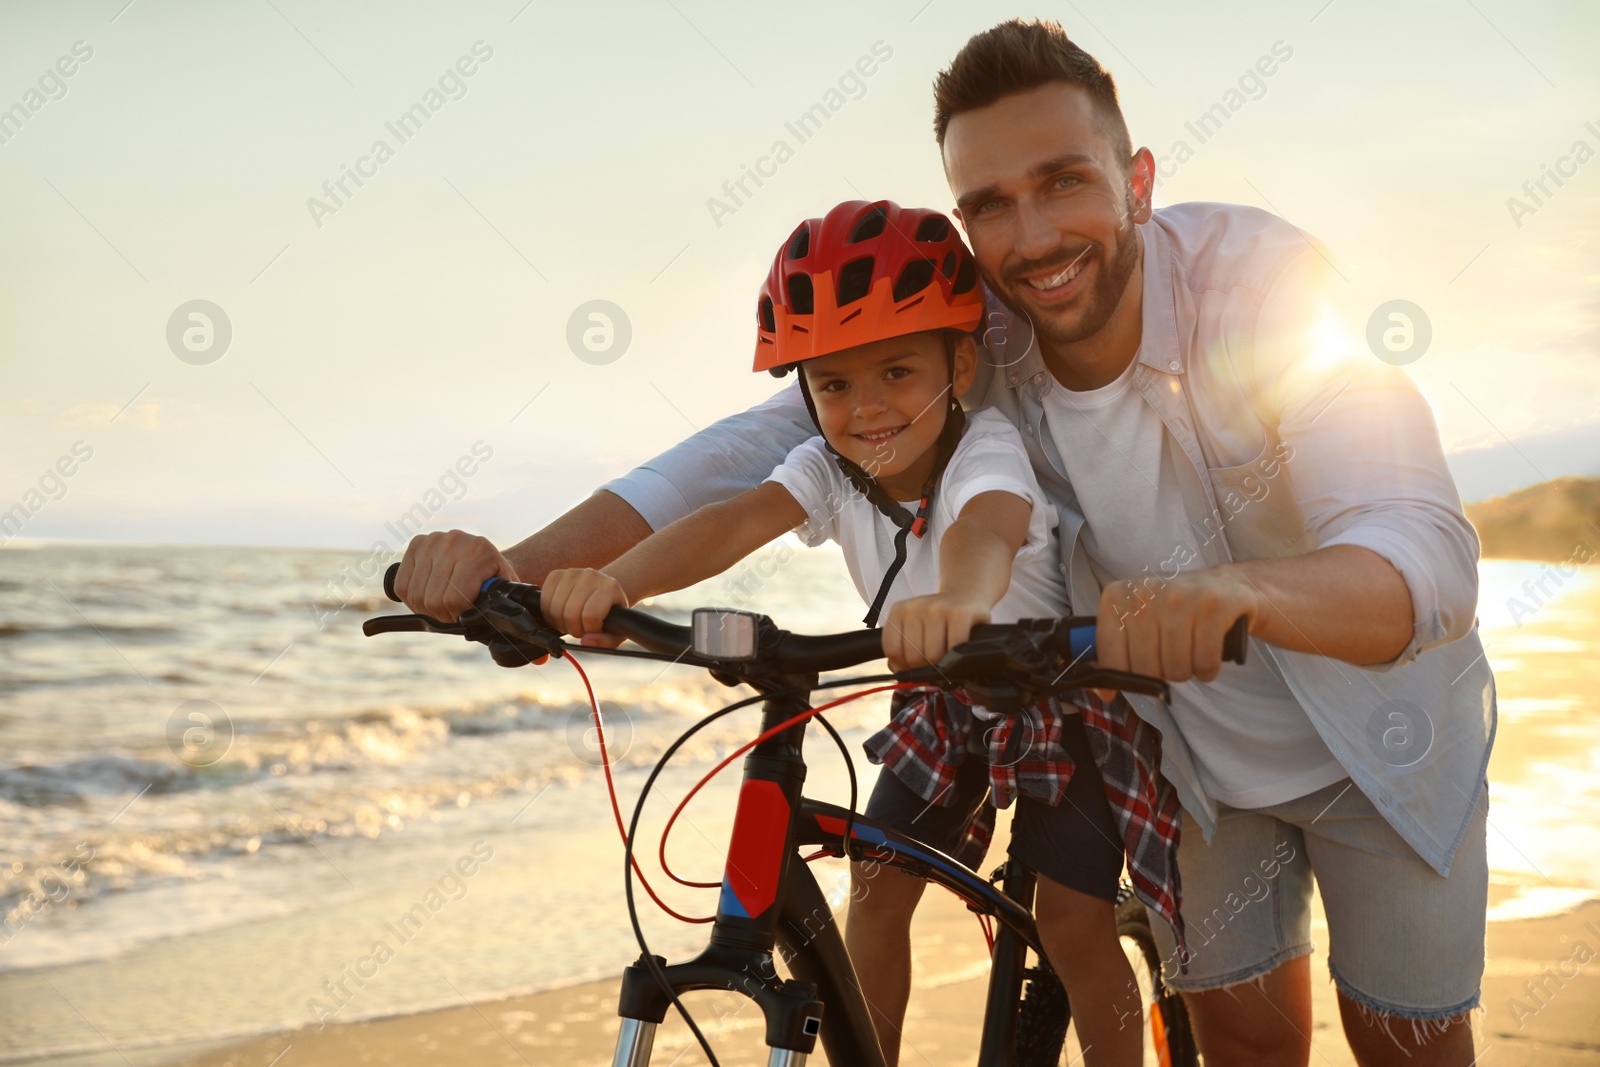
[363,613,466,636]
[468,596,567,664]
[362,596,568,668]
[1052,667,1169,701]
[894,624,1171,706]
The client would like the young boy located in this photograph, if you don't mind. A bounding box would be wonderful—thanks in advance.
[542,200,1180,1067]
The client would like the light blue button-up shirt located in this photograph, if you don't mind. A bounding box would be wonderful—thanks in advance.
[601,202,1495,877]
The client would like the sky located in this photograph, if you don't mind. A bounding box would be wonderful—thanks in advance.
[1,0,1597,550]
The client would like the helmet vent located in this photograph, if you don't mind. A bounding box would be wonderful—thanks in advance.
[837,256,875,306]
[893,258,937,302]
[788,273,814,314]
[952,256,977,295]
[849,206,888,243]
[941,252,956,278]
[914,215,950,242]
[788,225,810,261]
[759,296,776,333]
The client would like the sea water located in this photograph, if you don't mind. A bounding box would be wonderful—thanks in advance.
[0,542,880,1062]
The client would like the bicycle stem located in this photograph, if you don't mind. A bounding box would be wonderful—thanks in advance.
[707,675,818,954]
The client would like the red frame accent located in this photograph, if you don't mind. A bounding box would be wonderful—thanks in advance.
[723,779,791,917]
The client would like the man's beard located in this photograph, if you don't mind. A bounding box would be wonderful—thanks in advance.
[986,211,1140,349]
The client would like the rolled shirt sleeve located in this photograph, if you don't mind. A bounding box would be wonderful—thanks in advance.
[763,436,843,547]
[1249,251,1481,666]
[597,381,816,532]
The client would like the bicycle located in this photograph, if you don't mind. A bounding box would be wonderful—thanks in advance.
[366,565,1245,1066]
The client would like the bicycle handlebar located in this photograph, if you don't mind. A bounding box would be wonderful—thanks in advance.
[372,563,1247,700]
[378,563,888,671]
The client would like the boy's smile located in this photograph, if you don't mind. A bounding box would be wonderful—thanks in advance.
[801,330,977,500]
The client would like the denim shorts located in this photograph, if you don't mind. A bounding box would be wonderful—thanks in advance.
[1144,777,1489,1019]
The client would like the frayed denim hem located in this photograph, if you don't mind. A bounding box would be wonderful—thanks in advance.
[1328,959,1480,1040]
[1163,942,1313,994]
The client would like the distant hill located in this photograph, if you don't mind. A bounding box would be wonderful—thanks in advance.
[1465,477,1600,563]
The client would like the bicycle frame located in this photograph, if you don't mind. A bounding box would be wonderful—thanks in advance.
[363,572,1216,1066]
[612,676,1054,1067]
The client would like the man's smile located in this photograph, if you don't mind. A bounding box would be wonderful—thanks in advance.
[1016,247,1093,304]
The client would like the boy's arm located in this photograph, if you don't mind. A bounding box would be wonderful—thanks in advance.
[882,490,1032,670]
[607,482,807,602]
[544,482,807,637]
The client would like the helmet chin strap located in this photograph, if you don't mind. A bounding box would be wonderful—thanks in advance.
[795,362,968,629]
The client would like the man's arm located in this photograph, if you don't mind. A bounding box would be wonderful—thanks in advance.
[395,382,815,622]
[597,380,815,530]
[1229,547,1413,660]
[1095,544,1413,683]
[1251,250,1479,661]
[503,490,652,583]
[1097,246,1474,682]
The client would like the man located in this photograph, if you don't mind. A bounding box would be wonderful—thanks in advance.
[395,20,1493,1066]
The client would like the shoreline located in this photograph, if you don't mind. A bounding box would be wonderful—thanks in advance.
[14,881,1585,1067]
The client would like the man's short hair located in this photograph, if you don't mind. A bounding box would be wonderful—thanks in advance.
[933,19,1132,164]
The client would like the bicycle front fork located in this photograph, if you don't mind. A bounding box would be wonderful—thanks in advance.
[609,953,822,1067]
[612,1017,655,1066]
[612,1019,810,1067]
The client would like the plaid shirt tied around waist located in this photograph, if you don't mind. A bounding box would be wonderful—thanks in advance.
[864,687,1188,964]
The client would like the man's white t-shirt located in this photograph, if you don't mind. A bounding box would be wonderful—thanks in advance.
[764,408,1070,626]
[1041,356,1346,809]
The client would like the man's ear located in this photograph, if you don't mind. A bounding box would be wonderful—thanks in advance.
[952,206,967,232]
[1127,148,1156,224]
[950,333,980,398]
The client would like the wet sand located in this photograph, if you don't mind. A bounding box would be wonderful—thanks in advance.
[157,883,1600,1066]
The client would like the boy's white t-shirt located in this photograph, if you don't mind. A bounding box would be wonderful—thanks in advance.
[763,408,1070,625]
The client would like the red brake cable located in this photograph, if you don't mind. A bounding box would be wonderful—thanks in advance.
[657,682,917,888]
[562,651,712,924]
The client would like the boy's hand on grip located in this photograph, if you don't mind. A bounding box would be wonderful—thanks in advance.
[542,568,629,644]
[882,593,991,672]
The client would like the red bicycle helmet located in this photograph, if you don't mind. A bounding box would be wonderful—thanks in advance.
[754,200,983,374]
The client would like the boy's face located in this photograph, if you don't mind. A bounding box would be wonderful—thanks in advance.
[802,330,978,496]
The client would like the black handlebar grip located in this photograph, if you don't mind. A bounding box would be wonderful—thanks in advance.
[1223,616,1249,665]
[384,562,402,603]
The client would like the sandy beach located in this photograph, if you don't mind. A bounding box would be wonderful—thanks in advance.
[155,886,1600,1067]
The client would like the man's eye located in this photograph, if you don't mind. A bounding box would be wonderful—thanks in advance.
[1053,174,1081,190]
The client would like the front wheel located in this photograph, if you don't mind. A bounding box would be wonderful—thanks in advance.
[1013,887,1198,1067]
[1115,888,1198,1067]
